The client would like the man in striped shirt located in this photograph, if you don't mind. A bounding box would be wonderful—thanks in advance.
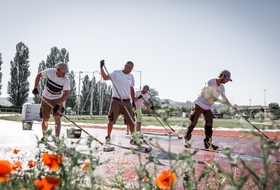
[32,62,70,142]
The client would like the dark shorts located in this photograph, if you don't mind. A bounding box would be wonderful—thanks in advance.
[189,104,213,127]
[108,98,135,125]
[40,97,63,119]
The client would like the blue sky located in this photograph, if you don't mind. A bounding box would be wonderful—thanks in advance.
[0,0,279,106]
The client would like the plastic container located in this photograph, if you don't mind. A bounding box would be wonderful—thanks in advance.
[66,128,82,138]
[22,121,33,130]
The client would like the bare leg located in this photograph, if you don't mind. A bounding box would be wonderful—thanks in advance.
[42,118,49,136]
[126,125,129,134]
[54,115,61,137]
[129,124,135,134]
[136,122,141,131]
[107,123,113,137]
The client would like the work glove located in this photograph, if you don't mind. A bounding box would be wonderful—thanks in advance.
[150,105,154,110]
[52,104,59,116]
[138,95,142,99]
[32,88,39,96]
[132,101,136,109]
[100,60,105,68]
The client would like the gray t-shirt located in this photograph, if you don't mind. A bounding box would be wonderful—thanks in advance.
[194,78,225,110]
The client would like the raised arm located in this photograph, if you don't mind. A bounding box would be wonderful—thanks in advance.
[100,60,110,81]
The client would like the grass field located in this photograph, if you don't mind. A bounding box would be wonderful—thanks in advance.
[1,113,279,130]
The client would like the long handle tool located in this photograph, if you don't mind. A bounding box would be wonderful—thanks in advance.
[232,106,273,142]
[40,96,103,145]
[103,65,152,149]
[141,97,183,139]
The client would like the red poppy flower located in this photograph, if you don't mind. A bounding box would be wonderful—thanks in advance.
[81,159,90,170]
[13,149,20,154]
[13,160,22,170]
[142,176,149,181]
[0,160,13,182]
[28,161,37,168]
[42,152,63,171]
[155,169,177,189]
[34,176,61,190]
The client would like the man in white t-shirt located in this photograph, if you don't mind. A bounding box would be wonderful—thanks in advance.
[184,70,233,150]
[100,60,136,144]
[32,63,70,142]
[133,85,154,132]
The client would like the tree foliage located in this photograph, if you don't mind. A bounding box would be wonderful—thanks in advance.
[45,47,69,68]
[269,102,279,110]
[66,71,77,109]
[33,60,47,104]
[80,75,92,114]
[7,42,30,106]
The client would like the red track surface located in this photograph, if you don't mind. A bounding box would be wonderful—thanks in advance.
[82,125,280,189]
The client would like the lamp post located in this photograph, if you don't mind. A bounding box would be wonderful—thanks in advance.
[133,70,142,90]
[264,89,266,106]
[77,71,83,116]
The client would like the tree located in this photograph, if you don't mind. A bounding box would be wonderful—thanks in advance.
[80,75,91,114]
[0,53,2,95]
[100,83,112,115]
[46,47,69,68]
[269,102,279,110]
[7,42,30,106]
[66,71,77,110]
[33,60,46,103]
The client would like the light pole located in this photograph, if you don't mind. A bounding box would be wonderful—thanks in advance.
[264,89,266,106]
[133,70,142,90]
[77,71,83,116]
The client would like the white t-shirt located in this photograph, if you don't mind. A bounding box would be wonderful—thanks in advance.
[194,78,225,110]
[41,68,70,100]
[110,70,135,99]
[134,90,150,110]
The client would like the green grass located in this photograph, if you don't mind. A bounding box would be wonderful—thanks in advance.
[1,114,279,130]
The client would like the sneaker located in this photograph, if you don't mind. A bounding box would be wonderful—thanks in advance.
[105,136,111,143]
[184,134,192,148]
[184,141,191,148]
[204,139,219,150]
[184,134,192,141]
[39,137,46,143]
[130,139,137,145]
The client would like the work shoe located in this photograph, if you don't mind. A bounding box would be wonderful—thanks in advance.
[184,134,192,148]
[184,141,192,148]
[105,136,111,143]
[204,139,219,150]
[184,134,192,141]
[130,139,137,145]
[39,137,47,143]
